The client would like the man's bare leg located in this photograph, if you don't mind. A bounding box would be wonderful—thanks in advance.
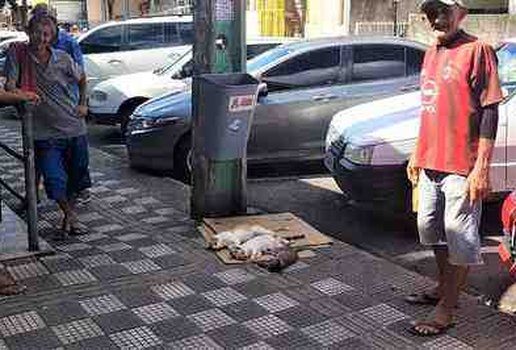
[56,199,77,238]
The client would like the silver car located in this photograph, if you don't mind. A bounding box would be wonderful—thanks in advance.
[126,36,427,180]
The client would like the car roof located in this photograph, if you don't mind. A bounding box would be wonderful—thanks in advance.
[500,38,516,45]
[278,35,428,52]
[85,15,192,31]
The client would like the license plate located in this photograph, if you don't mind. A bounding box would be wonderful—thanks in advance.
[324,153,335,171]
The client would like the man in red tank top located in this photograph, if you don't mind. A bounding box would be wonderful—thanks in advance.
[406,0,504,336]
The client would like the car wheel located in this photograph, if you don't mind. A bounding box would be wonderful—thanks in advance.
[173,135,192,184]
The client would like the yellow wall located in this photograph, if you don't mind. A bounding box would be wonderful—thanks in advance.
[305,0,348,37]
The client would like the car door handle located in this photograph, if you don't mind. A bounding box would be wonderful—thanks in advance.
[400,85,419,92]
[108,59,123,64]
[313,94,338,102]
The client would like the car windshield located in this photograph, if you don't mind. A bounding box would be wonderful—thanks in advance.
[497,43,516,88]
[247,46,291,73]
[153,50,192,76]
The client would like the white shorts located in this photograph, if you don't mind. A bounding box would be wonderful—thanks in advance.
[417,169,483,266]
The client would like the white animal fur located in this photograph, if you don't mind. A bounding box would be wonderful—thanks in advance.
[212,225,274,250]
[231,234,289,260]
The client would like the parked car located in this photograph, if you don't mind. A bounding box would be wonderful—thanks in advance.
[126,36,427,180]
[88,37,295,132]
[324,39,516,214]
[0,30,27,44]
[78,16,193,90]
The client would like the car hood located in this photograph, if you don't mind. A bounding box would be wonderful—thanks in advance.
[134,87,192,120]
[97,71,188,98]
[329,91,421,147]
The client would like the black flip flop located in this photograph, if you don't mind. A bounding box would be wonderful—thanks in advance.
[405,293,440,306]
[408,321,455,337]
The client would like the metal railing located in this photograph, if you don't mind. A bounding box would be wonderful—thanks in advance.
[354,21,409,37]
[0,102,39,252]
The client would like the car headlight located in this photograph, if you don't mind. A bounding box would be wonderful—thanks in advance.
[343,143,374,165]
[90,90,108,102]
[137,116,181,130]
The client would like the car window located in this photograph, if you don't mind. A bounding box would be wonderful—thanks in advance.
[178,22,194,45]
[80,25,123,54]
[246,43,279,60]
[164,22,180,45]
[262,46,341,90]
[128,23,164,50]
[352,44,405,82]
[497,43,516,89]
[406,48,425,76]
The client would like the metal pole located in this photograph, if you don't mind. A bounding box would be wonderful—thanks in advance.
[21,103,39,252]
[393,0,399,37]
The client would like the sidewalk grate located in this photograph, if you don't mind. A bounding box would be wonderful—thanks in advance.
[132,303,180,324]
[187,309,237,332]
[109,326,162,349]
[214,269,256,285]
[168,334,223,350]
[423,335,474,350]
[54,270,98,286]
[121,206,147,215]
[7,262,49,280]
[138,244,176,258]
[51,318,104,345]
[311,278,355,296]
[80,295,127,316]
[151,281,195,300]
[253,293,299,313]
[122,259,161,274]
[301,320,356,347]
[243,315,293,339]
[117,233,148,242]
[0,311,46,337]
[202,287,247,307]
[97,242,132,252]
[359,303,409,326]
[79,254,116,268]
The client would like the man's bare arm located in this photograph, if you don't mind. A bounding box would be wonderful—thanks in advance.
[77,73,88,118]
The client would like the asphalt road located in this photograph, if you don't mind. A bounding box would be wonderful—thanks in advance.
[86,123,516,308]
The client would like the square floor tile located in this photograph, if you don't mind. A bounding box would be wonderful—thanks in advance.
[54,270,98,286]
[239,341,275,350]
[423,335,473,350]
[56,243,92,252]
[114,289,163,308]
[132,303,180,324]
[168,334,222,350]
[243,315,293,339]
[109,326,162,350]
[187,309,236,332]
[121,206,147,215]
[253,293,299,313]
[116,233,148,242]
[311,278,355,296]
[168,295,215,316]
[79,254,116,268]
[151,281,195,300]
[301,320,356,347]
[39,301,89,326]
[222,300,270,323]
[93,224,124,234]
[207,324,259,348]
[359,303,409,326]
[89,264,132,280]
[3,329,61,350]
[141,216,170,225]
[7,262,49,280]
[77,212,103,223]
[149,317,201,343]
[80,294,127,316]
[76,233,110,243]
[121,259,161,274]
[202,287,247,307]
[51,318,103,345]
[275,305,328,329]
[214,269,256,285]
[93,310,145,334]
[98,242,133,253]
[0,311,46,337]
[138,244,176,258]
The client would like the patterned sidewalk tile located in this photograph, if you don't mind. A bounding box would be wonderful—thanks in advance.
[141,216,170,225]
[207,324,260,348]
[300,320,356,347]
[97,242,133,252]
[138,244,176,258]
[109,326,162,349]
[77,212,104,223]
[423,335,474,350]
[151,281,196,300]
[121,206,147,215]
[79,254,117,268]
[202,287,247,307]
[93,224,125,234]
[7,262,49,280]
[54,270,98,286]
[311,277,355,296]
[76,233,109,243]
[253,293,299,313]
[0,311,46,337]
[116,187,140,195]
[56,243,92,252]
[132,303,180,324]
[121,259,162,274]
[134,197,161,206]
[51,318,104,345]
[214,268,257,285]
[243,315,293,339]
[116,233,148,242]
[359,303,409,326]
[187,309,237,332]
[168,334,223,350]
[102,195,128,204]
[80,295,127,316]
[239,341,275,350]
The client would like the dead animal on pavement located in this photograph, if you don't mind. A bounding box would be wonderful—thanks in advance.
[230,234,289,260]
[257,246,298,272]
[210,225,274,250]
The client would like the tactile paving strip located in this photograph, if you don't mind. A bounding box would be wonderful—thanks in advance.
[423,335,474,350]
[201,287,247,307]
[138,244,176,258]
[214,269,256,285]
[51,318,104,345]
[7,262,50,280]
[243,315,293,339]
[122,259,162,274]
[109,326,162,349]
[132,303,180,324]
[187,309,237,332]
[359,303,409,326]
[54,270,98,286]
[300,320,356,346]
[0,311,46,337]
[79,254,116,268]
[80,295,127,316]
[168,334,223,350]
[310,277,355,296]
[151,281,196,300]
[253,293,299,313]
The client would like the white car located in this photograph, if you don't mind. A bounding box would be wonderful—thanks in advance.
[325,40,516,213]
[88,37,295,132]
[78,16,193,91]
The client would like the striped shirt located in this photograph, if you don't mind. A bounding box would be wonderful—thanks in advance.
[5,43,86,140]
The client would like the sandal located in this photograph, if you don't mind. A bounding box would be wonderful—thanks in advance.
[405,292,440,306]
[408,321,455,337]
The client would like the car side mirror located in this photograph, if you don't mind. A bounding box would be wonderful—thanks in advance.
[258,82,268,98]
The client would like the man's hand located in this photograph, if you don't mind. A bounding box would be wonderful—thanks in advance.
[406,153,420,185]
[19,91,40,104]
[466,166,490,205]
[77,105,88,118]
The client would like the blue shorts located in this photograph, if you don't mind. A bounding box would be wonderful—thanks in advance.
[417,169,483,266]
[35,135,91,201]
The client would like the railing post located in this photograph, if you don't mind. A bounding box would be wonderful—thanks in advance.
[21,103,39,252]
